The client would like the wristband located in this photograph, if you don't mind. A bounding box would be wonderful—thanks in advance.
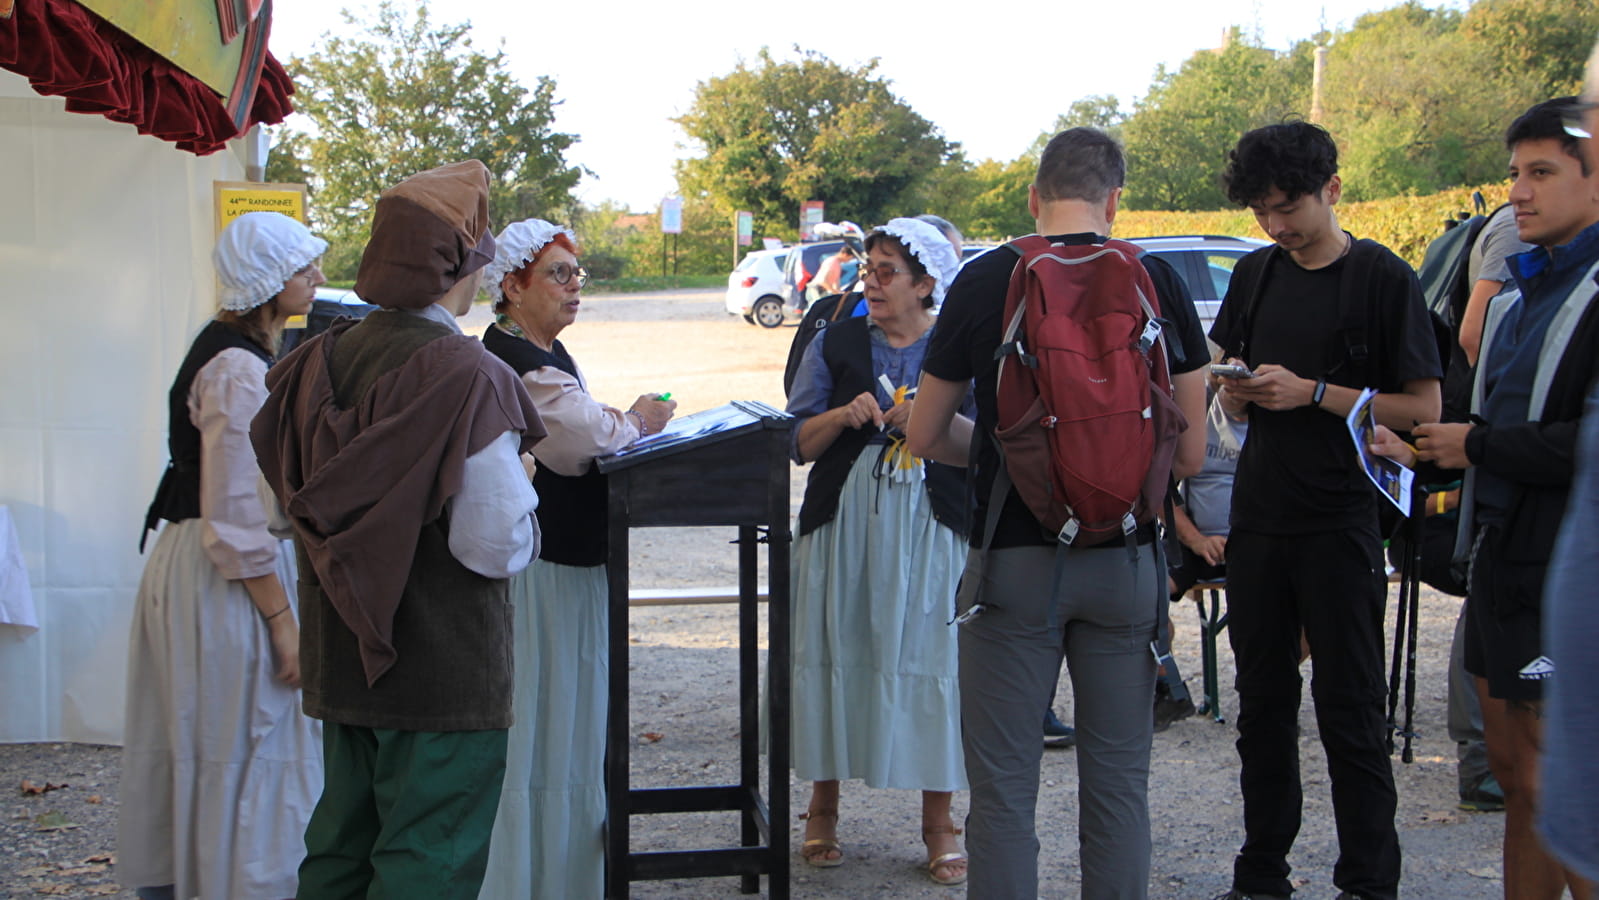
[626,408,648,435]
[263,604,291,621]
[1436,492,1447,516]
[1311,378,1328,407]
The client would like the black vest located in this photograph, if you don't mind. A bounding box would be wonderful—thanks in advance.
[140,321,272,550]
[796,316,970,538]
[482,326,608,567]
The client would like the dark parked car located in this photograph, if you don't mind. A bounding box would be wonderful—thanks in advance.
[278,287,379,356]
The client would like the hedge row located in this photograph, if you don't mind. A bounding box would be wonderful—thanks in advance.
[1116,183,1512,268]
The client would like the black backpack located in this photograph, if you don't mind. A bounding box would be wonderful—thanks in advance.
[1416,191,1503,331]
[783,290,862,397]
[1414,192,1509,421]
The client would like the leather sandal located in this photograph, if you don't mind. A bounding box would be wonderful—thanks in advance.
[799,808,843,867]
[922,823,967,886]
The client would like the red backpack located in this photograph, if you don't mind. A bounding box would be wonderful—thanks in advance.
[993,236,1186,545]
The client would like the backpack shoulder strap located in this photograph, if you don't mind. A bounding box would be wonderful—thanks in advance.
[1003,234,1049,258]
[1228,245,1281,362]
[995,236,1046,365]
[1103,237,1147,261]
[1330,238,1388,384]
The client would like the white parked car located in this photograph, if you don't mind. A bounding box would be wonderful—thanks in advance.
[725,247,789,327]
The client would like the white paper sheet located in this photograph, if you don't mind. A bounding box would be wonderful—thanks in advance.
[1345,387,1415,515]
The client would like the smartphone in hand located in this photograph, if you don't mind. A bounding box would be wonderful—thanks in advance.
[1209,362,1256,379]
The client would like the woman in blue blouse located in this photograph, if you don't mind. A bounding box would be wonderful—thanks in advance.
[786,217,972,885]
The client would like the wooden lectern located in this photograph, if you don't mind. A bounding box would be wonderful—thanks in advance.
[595,401,792,899]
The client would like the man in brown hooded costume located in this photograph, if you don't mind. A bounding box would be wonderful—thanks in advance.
[252,160,546,898]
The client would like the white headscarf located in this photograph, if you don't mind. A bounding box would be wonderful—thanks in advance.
[482,218,578,302]
[213,211,327,312]
[875,217,961,307]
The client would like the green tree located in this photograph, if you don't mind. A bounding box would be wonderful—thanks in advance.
[957,157,1036,240]
[1321,2,1536,200]
[1120,30,1309,211]
[673,48,952,235]
[1027,94,1127,157]
[1461,0,1599,98]
[274,1,584,278]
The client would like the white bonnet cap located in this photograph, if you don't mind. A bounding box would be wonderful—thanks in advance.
[213,211,328,312]
[482,218,578,302]
[875,217,961,306]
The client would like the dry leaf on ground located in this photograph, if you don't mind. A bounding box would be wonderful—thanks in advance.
[33,811,79,831]
[19,780,67,795]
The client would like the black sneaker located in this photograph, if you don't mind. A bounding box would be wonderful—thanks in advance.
[1153,693,1197,732]
[1043,708,1076,748]
[1458,772,1506,812]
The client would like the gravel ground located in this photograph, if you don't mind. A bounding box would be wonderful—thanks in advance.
[1,291,1507,898]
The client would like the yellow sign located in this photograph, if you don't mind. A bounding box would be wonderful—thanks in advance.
[212,181,314,322]
[213,181,308,233]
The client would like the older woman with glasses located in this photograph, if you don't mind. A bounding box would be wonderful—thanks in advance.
[785,217,972,885]
[476,219,676,900]
[122,212,325,900]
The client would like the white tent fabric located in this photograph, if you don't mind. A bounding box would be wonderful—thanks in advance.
[0,69,245,743]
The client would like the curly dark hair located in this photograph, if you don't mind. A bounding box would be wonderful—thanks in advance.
[1222,121,1339,207]
[1505,97,1591,176]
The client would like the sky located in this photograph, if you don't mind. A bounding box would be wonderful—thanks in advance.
[268,0,1468,213]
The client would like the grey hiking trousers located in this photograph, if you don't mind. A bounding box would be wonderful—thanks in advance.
[958,540,1165,899]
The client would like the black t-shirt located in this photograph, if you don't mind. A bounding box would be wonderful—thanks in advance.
[923,233,1210,548]
[1208,239,1442,534]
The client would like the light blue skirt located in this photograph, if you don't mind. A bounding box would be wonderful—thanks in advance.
[790,451,967,790]
[479,560,608,900]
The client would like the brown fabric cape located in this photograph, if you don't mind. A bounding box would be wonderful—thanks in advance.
[251,318,545,685]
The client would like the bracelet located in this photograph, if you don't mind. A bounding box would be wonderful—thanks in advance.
[262,604,291,621]
[625,409,648,435]
[1435,492,1447,516]
[1311,378,1328,407]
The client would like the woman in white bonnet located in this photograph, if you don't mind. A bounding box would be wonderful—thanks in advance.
[122,211,326,900]
[785,216,972,885]
[476,218,676,900]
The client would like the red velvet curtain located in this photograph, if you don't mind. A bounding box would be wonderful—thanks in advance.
[0,0,293,154]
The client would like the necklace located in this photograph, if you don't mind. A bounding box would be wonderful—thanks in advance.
[494,313,526,340]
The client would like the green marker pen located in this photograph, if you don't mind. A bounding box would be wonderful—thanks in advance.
[656,392,672,401]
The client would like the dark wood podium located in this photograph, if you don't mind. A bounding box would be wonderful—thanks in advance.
[595,401,792,899]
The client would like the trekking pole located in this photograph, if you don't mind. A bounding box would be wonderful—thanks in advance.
[1399,488,1424,763]
[1385,519,1412,755]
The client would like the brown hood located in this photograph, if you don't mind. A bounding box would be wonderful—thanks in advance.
[355,159,497,310]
